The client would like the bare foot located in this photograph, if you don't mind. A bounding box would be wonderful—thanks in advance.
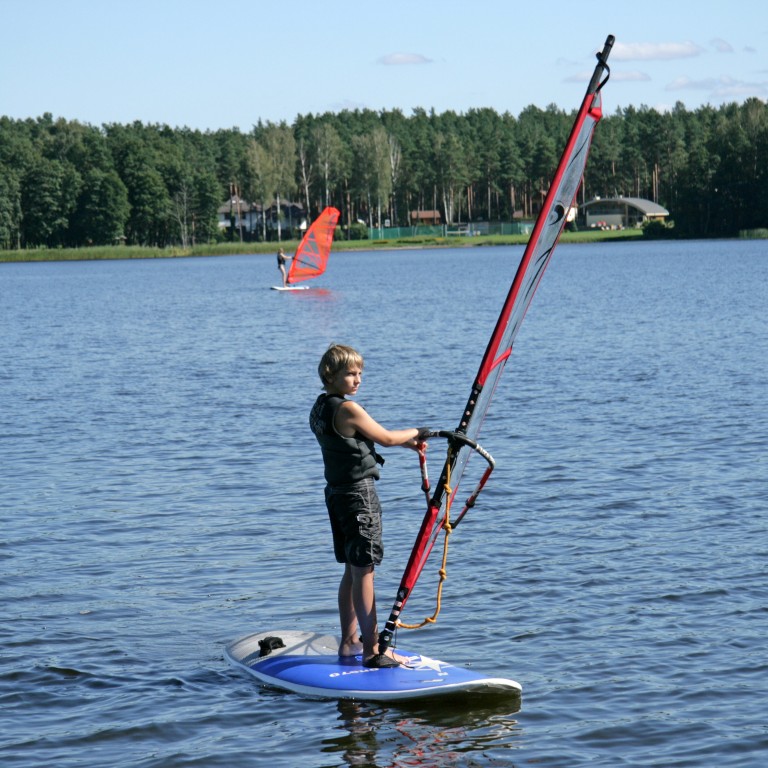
[338,638,363,658]
[384,647,409,665]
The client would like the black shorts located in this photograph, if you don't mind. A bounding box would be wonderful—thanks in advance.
[325,477,383,567]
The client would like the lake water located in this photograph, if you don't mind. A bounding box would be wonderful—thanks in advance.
[1,239,767,767]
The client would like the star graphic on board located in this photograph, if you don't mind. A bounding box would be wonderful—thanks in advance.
[407,654,450,675]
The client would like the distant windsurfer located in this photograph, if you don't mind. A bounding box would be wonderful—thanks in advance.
[277,247,289,287]
[309,344,429,668]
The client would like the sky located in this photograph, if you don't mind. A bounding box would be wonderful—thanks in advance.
[2,0,766,132]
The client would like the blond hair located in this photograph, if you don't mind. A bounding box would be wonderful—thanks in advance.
[318,344,364,386]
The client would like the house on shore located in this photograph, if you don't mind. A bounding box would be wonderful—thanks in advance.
[217,197,306,239]
[410,210,442,226]
[579,197,669,229]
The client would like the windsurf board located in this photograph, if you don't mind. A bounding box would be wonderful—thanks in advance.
[271,285,310,291]
[225,630,521,702]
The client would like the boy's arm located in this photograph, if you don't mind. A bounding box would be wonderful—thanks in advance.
[336,401,422,448]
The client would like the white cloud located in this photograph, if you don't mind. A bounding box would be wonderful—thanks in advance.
[666,76,720,91]
[564,69,650,84]
[612,71,652,82]
[377,53,433,66]
[563,71,594,83]
[710,38,734,53]
[612,41,704,62]
[666,75,768,101]
[329,98,369,112]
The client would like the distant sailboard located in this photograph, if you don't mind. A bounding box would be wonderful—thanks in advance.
[271,206,340,290]
[232,36,614,701]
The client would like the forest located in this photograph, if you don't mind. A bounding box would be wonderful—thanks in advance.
[1,97,766,250]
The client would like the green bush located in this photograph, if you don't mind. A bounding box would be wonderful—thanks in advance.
[642,219,675,239]
[738,228,768,239]
[346,222,369,240]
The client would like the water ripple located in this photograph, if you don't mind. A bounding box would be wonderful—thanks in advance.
[2,244,767,766]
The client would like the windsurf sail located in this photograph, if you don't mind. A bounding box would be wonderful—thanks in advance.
[379,35,614,653]
[287,206,340,284]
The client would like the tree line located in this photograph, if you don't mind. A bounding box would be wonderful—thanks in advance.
[1,97,766,250]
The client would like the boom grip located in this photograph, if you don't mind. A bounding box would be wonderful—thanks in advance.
[424,429,495,470]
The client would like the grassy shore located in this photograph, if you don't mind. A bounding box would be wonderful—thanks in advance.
[0,228,650,263]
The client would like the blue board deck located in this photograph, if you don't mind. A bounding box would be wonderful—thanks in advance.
[225,630,522,702]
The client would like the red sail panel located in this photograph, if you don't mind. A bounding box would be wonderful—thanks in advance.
[287,207,340,284]
[378,36,614,654]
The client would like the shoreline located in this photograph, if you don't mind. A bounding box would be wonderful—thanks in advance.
[2,228,762,263]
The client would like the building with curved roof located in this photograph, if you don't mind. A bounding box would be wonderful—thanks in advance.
[579,197,669,229]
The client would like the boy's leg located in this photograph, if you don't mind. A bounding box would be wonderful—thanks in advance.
[338,564,363,656]
[349,563,377,660]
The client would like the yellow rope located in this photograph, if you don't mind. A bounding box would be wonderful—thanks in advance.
[396,452,454,631]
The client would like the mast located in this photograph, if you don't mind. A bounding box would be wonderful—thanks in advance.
[378,35,615,655]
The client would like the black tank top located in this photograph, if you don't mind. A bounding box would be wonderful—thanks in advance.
[309,394,382,485]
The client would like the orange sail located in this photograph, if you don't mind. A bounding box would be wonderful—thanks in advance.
[287,207,340,284]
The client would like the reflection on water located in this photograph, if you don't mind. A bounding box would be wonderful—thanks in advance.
[285,287,336,301]
[324,695,522,767]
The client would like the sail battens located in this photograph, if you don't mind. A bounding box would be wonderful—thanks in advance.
[287,206,340,284]
[378,35,614,654]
